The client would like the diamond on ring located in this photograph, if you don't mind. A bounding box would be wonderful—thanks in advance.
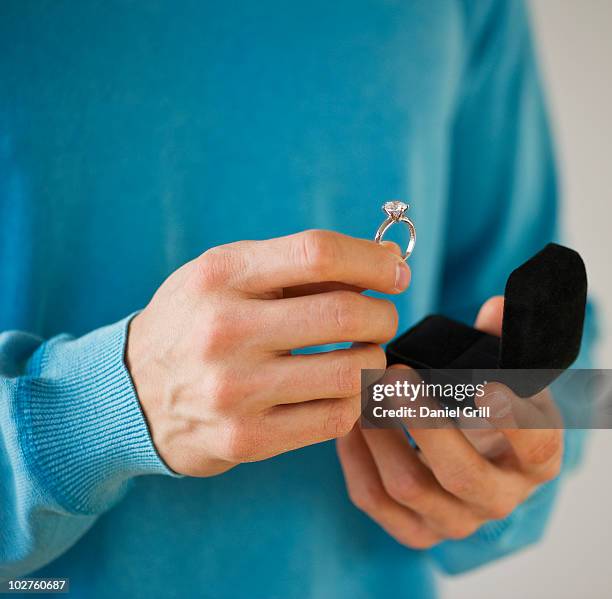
[375,200,416,261]
[382,200,409,220]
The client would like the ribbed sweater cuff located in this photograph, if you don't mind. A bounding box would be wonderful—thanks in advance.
[430,477,559,574]
[17,315,175,515]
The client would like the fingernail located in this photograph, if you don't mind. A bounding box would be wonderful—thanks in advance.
[395,261,410,291]
[486,391,512,419]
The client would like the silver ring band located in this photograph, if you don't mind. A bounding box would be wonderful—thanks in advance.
[375,216,416,260]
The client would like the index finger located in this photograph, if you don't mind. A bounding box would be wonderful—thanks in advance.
[236,230,411,295]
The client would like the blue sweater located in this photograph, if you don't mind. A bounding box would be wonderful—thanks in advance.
[0,1,594,597]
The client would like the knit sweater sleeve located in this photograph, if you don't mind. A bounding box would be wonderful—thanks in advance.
[0,315,174,580]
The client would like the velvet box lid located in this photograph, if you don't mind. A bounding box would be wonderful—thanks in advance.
[386,243,587,397]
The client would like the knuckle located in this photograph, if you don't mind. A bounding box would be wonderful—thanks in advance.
[200,305,245,356]
[364,344,387,370]
[334,346,387,396]
[206,370,238,412]
[195,246,234,288]
[486,498,516,521]
[525,431,563,468]
[445,521,480,540]
[538,455,563,482]
[299,229,337,275]
[545,456,563,480]
[324,292,363,336]
[217,419,260,463]
[348,482,386,514]
[201,315,232,355]
[333,355,362,396]
[385,474,429,507]
[324,399,358,439]
[439,460,486,497]
[404,532,439,550]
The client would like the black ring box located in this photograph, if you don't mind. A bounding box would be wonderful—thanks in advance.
[386,244,587,398]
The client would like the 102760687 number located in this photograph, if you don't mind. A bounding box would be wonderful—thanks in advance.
[0,578,69,594]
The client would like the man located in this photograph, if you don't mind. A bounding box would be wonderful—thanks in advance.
[0,1,594,597]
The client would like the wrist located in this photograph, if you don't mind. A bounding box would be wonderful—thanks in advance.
[17,315,176,514]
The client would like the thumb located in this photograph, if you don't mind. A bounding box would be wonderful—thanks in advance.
[474,295,504,337]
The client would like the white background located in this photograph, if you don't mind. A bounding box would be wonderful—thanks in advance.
[441,1,612,598]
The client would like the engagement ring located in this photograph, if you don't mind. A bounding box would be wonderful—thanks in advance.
[374,201,416,260]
